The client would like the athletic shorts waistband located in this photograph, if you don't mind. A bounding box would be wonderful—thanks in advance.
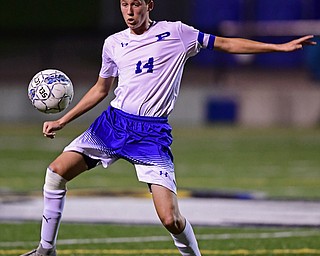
[110,106,169,123]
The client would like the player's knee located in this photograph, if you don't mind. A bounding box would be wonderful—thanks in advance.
[48,159,65,176]
[161,215,177,229]
[44,167,68,191]
[160,213,185,233]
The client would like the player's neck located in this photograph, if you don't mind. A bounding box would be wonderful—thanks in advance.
[130,19,154,35]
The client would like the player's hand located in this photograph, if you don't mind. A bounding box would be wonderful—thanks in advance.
[280,35,317,52]
[43,120,64,139]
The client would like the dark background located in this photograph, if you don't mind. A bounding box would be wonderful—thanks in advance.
[1,0,320,83]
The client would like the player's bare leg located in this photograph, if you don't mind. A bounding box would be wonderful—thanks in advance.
[151,184,201,256]
[20,151,88,256]
[49,151,89,180]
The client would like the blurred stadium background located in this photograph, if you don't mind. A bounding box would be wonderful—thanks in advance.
[1,0,320,127]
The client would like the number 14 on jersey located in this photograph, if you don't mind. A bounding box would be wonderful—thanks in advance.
[135,57,154,74]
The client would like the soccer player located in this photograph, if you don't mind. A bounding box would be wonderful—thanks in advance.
[21,0,316,255]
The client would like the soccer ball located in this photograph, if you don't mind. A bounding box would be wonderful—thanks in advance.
[28,69,74,114]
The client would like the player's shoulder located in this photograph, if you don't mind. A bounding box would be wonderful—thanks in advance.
[155,21,197,34]
[105,28,130,44]
[152,21,194,37]
[155,20,184,29]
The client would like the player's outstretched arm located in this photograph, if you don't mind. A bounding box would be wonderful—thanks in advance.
[214,35,316,54]
[43,76,115,139]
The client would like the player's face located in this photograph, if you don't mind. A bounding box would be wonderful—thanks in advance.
[120,0,153,34]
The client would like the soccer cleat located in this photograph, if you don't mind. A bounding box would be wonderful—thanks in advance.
[20,244,56,256]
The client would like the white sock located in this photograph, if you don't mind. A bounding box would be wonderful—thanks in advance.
[40,188,66,249]
[170,219,201,256]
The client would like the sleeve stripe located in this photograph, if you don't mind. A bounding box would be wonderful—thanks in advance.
[207,34,216,50]
[197,32,216,50]
[197,32,204,45]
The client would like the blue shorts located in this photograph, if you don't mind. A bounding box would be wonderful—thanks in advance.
[64,107,177,193]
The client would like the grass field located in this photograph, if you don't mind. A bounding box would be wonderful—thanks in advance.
[1,124,320,255]
[1,222,320,255]
[1,124,320,199]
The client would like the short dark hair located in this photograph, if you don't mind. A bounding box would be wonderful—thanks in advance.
[144,0,152,3]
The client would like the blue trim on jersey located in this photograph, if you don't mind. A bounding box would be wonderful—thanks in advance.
[197,32,204,45]
[208,35,216,50]
[197,32,216,50]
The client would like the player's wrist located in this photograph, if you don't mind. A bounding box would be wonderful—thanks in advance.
[57,118,68,128]
[273,43,288,52]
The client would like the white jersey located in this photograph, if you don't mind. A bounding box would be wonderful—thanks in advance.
[99,21,215,117]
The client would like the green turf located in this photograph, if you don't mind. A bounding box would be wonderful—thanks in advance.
[172,126,320,199]
[1,222,320,255]
[1,124,320,199]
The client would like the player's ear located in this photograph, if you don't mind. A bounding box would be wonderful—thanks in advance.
[147,0,154,12]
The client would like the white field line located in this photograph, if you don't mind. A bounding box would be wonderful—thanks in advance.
[1,230,319,247]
